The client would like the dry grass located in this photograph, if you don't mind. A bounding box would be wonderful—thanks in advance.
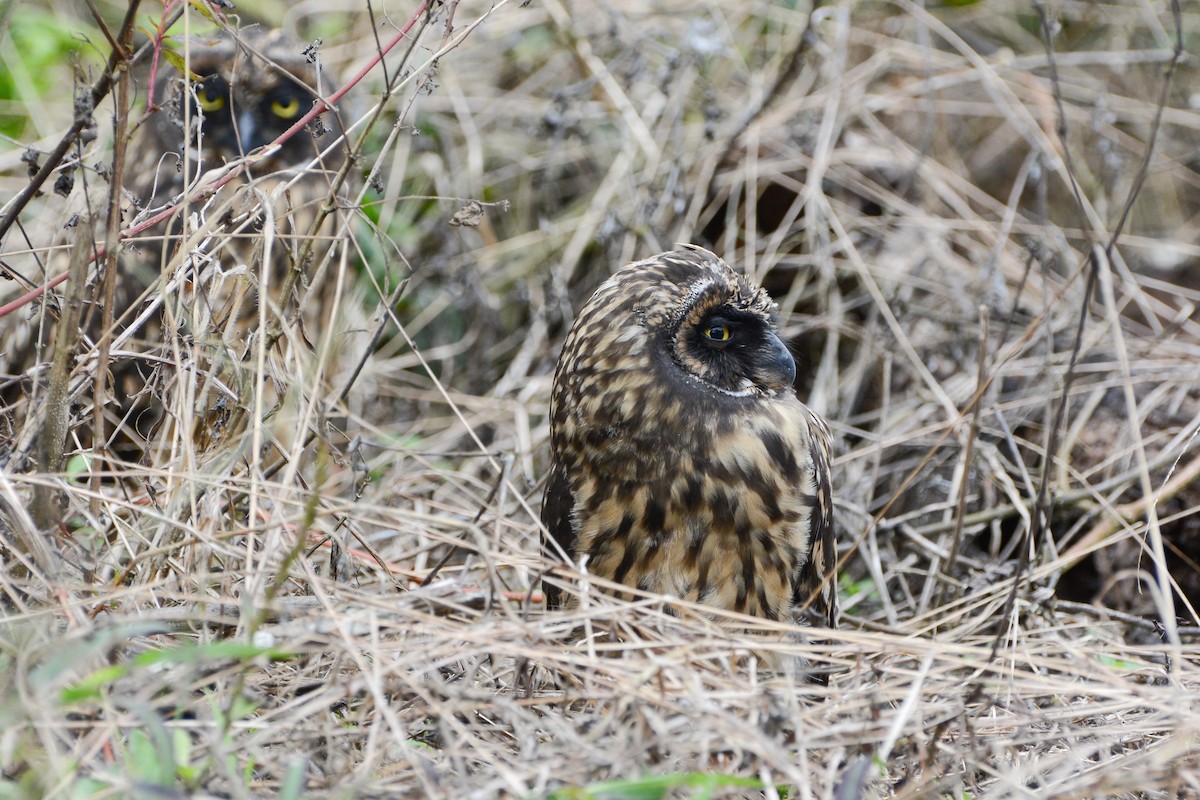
[3,0,1200,797]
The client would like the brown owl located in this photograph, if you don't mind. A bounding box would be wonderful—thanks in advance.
[124,28,357,451]
[1,27,358,464]
[542,246,838,629]
[128,26,352,342]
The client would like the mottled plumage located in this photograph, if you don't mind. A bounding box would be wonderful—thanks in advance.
[543,246,838,628]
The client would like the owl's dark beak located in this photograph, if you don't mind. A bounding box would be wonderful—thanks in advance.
[236,110,261,153]
[757,331,797,392]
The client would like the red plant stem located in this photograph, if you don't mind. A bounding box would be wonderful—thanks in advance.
[0,1,430,321]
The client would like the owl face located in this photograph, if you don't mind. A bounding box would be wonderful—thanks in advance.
[668,275,796,397]
[557,246,795,424]
[189,71,311,158]
[150,29,345,179]
[550,246,801,484]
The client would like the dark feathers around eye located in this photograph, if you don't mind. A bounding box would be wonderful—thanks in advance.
[188,75,238,154]
[189,79,317,156]
[683,309,764,385]
[195,75,229,111]
[676,306,797,395]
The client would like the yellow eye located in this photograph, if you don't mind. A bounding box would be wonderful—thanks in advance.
[197,86,225,112]
[270,96,301,118]
[703,325,731,342]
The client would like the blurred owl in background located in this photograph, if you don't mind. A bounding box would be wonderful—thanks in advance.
[131,26,349,294]
[133,24,355,359]
[123,27,358,451]
[1,26,359,463]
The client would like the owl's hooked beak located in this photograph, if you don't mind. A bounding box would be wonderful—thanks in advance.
[756,331,797,393]
[236,109,263,154]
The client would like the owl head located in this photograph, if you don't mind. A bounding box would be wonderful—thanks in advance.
[549,245,801,486]
[558,246,796,411]
[652,248,796,397]
[148,28,347,182]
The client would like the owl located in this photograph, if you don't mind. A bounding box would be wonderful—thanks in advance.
[0,27,356,463]
[542,246,838,629]
[129,26,351,338]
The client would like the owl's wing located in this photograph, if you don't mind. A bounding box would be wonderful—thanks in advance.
[796,419,839,627]
[540,461,577,609]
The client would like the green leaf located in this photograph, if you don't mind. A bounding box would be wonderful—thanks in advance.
[172,728,196,784]
[229,693,259,723]
[1095,653,1143,671]
[132,640,292,668]
[31,621,164,689]
[126,728,175,787]
[158,46,201,82]
[65,453,92,482]
[58,637,288,704]
[546,773,765,800]
[60,664,128,703]
[279,758,307,800]
[1,7,91,137]
[187,0,220,25]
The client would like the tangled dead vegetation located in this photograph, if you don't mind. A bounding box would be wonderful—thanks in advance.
[2,0,1200,797]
